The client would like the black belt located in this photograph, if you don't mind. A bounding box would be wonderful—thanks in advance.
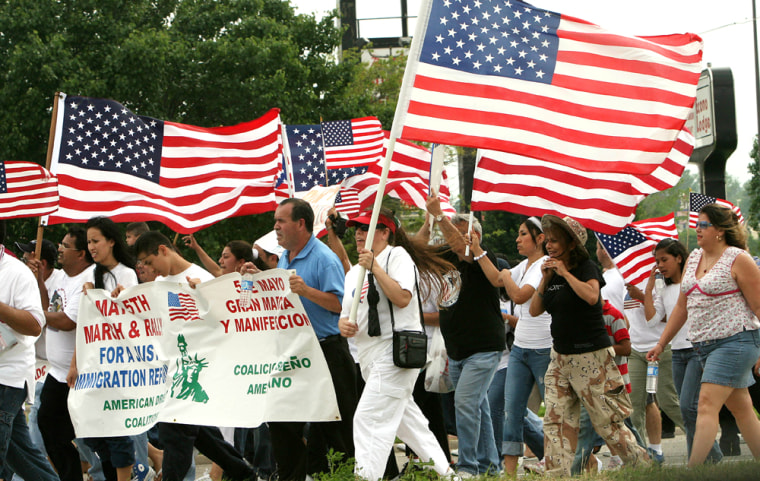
[319,334,342,343]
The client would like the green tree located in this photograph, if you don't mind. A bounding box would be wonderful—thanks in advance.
[0,0,373,255]
[746,135,760,232]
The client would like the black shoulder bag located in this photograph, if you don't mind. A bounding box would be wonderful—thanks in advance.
[386,251,428,368]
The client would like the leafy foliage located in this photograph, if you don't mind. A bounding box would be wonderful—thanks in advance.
[0,0,373,255]
[746,135,760,232]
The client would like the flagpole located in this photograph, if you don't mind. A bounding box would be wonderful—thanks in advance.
[348,0,434,325]
[320,118,329,187]
[35,91,62,258]
[281,123,296,198]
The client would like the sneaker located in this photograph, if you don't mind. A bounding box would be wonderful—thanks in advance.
[607,455,623,470]
[646,447,664,465]
[132,463,156,481]
[523,458,545,474]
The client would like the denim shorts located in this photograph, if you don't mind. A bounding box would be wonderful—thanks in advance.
[693,329,760,389]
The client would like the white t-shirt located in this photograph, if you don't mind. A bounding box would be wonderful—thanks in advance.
[601,267,626,315]
[156,263,214,284]
[0,251,45,399]
[341,246,419,370]
[85,262,138,291]
[657,282,691,350]
[496,299,512,371]
[511,256,553,349]
[35,268,65,361]
[627,281,667,352]
[46,264,95,382]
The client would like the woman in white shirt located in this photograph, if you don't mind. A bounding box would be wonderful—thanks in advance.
[338,209,456,481]
[75,216,140,481]
[497,217,551,476]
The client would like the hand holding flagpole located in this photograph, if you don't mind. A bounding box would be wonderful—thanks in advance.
[348,0,434,327]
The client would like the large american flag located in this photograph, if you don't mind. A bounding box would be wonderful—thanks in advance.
[46,94,282,233]
[168,292,201,323]
[399,0,702,175]
[0,161,59,219]
[689,192,744,227]
[321,118,384,170]
[471,127,692,234]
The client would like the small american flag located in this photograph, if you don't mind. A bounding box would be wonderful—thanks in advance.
[0,161,59,219]
[168,292,201,323]
[596,226,656,287]
[689,192,744,227]
[631,213,678,243]
[322,118,383,170]
[334,187,361,217]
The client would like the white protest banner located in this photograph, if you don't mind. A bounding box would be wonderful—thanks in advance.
[68,268,340,437]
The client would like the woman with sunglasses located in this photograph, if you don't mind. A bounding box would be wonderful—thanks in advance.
[648,204,760,466]
[643,238,721,462]
[338,208,456,480]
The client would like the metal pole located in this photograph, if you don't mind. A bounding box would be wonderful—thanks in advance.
[753,0,760,136]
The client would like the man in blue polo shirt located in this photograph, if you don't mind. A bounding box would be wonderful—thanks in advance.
[270,198,357,481]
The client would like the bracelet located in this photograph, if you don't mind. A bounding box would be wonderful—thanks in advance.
[473,250,488,261]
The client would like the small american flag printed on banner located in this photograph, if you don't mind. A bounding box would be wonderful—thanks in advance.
[689,192,744,227]
[168,292,200,322]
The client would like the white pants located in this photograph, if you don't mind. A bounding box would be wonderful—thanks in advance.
[354,356,450,480]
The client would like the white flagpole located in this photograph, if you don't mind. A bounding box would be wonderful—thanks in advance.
[429,143,445,196]
[280,123,296,198]
[348,0,434,325]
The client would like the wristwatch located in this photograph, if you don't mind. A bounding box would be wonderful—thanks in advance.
[434,214,445,223]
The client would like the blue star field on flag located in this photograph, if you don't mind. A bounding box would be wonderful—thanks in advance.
[59,97,164,183]
[421,0,561,83]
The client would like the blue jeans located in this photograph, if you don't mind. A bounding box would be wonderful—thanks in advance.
[571,406,645,474]
[449,350,501,475]
[502,345,551,456]
[672,348,722,463]
[487,367,544,460]
[0,384,59,481]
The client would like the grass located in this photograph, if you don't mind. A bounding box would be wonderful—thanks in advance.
[305,451,760,481]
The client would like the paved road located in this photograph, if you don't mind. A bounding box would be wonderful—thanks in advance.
[192,428,755,478]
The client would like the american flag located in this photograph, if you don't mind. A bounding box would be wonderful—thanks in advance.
[596,226,656,287]
[334,187,361,217]
[168,291,200,322]
[632,213,678,242]
[275,124,370,200]
[321,117,384,170]
[46,94,282,233]
[0,161,59,219]
[689,192,744,227]
[471,128,692,234]
[398,0,702,176]
[339,134,457,216]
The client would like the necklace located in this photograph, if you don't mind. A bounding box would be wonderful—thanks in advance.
[701,251,723,273]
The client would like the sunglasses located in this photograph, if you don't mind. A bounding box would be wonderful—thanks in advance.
[355,224,387,232]
[695,221,713,229]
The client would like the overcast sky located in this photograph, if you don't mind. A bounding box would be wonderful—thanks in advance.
[290,0,759,184]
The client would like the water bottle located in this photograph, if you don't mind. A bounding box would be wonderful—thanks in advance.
[240,272,254,308]
[654,271,665,293]
[646,360,659,393]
